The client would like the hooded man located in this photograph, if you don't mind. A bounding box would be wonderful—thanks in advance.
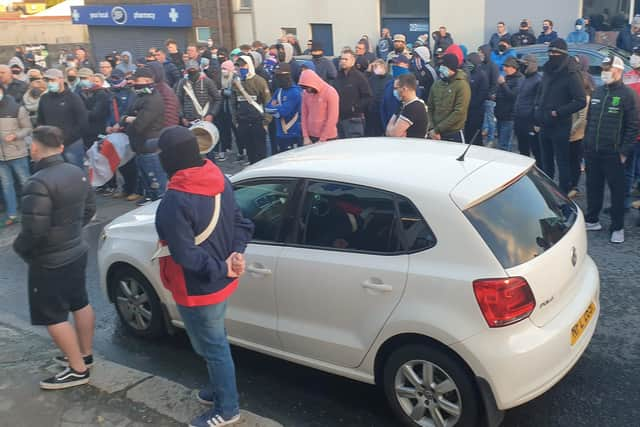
[377,28,393,60]
[9,57,27,83]
[411,46,437,102]
[265,63,303,153]
[274,43,301,84]
[534,39,587,195]
[511,20,537,47]
[176,59,221,128]
[333,50,372,138]
[310,42,337,83]
[23,52,43,72]
[0,64,28,104]
[215,60,237,162]
[584,55,638,243]
[148,61,180,127]
[514,54,543,162]
[231,55,271,164]
[478,45,499,146]
[427,53,471,143]
[153,126,253,427]
[299,69,339,143]
[567,19,590,44]
[464,53,489,145]
[23,69,46,126]
[116,51,137,75]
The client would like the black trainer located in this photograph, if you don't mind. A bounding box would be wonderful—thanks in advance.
[54,354,94,368]
[40,367,90,390]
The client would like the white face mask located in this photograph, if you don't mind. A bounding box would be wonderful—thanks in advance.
[373,67,386,76]
[631,55,640,69]
[576,25,583,31]
[601,71,614,85]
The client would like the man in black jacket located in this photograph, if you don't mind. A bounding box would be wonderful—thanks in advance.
[0,64,28,103]
[333,50,372,138]
[13,126,96,390]
[583,56,638,244]
[464,53,489,145]
[534,39,587,195]
[37,68,88,169]
[495,57,523,151]
[478,45,499,146]
[113,67,166,205]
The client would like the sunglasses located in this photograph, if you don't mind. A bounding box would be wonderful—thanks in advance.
[29,77,43,82]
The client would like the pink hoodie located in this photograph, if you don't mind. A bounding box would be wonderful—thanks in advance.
[299,69,339,141]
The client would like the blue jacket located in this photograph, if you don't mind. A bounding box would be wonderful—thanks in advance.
[567,30,589,44]
[107,87,135,127]
[491,49,518,74]
[155,160,254,307]
[616,26,640,52]
[265,85,303,139]
[489,33,511,51]
[537,31,559,44]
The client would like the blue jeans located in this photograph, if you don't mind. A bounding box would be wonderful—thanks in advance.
[625,144,640,207]
[0,157,30,217]
[497,120,514,152]
[63,139,85,169]
[178,301,239,418]
[135,153,167,200]
[482,100,496,143]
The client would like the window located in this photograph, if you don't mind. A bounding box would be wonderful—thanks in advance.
[583,0,631,31]
[397,199,437,252]
[239,0,252,10]
[381,0,428,17]
[195,27,211,44]
[464,168,578,269]
[234,181,296,243]
[299,182,400,254]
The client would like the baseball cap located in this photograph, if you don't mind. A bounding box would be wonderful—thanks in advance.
[43,68,64,79]
[503,57,519,69]
[393,34,407,43]
[601,55,625,70]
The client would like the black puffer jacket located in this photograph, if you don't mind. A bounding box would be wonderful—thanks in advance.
[124,90,165,153]
[584,79,639,156]
[534,56,587,128]
[495,72,523,121]
[13,154,96,268]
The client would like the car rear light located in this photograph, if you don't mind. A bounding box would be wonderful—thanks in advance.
[473,277,536,328]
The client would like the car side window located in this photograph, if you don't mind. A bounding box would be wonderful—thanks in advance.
[397,199,437,252]
[233,180,296,243]
[299,181,400,254]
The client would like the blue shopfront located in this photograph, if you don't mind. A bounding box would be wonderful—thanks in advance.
[380,0,429,46]
[71,4,193,62]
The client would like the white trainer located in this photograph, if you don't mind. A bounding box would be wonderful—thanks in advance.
[610,229,625,244]
[585,222,602,231]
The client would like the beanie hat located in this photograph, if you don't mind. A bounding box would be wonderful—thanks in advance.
[441,53,459,70]
[155,126,204,177]
[467,52,483,67]
[133,66,154,80]
[393,34,406,43]
[221,60,235,73]
[548,39,569,55]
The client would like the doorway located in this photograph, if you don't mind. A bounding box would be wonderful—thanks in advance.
[311,24,334,56]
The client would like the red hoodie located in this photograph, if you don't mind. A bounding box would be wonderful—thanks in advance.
[299,69,339,141]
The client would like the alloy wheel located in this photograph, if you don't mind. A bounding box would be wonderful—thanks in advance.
[115,277,152,331]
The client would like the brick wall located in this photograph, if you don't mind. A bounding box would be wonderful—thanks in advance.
[83,0,235,48]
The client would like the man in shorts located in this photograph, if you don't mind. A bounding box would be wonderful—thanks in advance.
[13,125,96,389]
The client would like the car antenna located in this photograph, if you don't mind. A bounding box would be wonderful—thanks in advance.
[456,129,480,162]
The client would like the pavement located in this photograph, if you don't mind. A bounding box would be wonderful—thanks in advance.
[0,318,282,427]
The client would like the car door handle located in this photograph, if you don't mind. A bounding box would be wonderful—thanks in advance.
[246,264,273,276]
[361,280,393,293]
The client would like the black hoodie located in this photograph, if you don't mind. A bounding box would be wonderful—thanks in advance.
[478,45,499,99]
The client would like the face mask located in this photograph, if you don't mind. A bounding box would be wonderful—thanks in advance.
[498,44,507,53]
[543,25,550,32]
[11,69,21,75]
[200,58,210,68]
[67,76,77,82]
[547,55,565,69]
[239,68,249,80]
[373,67,386,76]
[601,71,614,85]
[393,89,401,101]
[47,82,60,93]
[79,79,93,89]
[312,53,323,59]
[631,55,640,69]
[576,25,583,31]
[133,84,154,94]
[391,65,409,77]
[275,75,292,88]
[438,65,451,80]
[188,69,199,79]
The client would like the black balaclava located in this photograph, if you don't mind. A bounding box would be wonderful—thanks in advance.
[158,126,204,177]
[274,63,293,89]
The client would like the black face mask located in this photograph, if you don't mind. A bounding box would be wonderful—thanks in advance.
[275,75,292,89]
[547,55,566,70]
[67,76,77,82]
[312,53,323,59]
[498,44,507,53]
[277,50,286,62]
[11,69,21,75]
[188,70,200,80]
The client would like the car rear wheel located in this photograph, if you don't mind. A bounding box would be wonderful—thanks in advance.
[383,344,479,427]
[109,267,165,338]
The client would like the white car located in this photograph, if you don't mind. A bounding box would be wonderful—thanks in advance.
[98,139,600,427]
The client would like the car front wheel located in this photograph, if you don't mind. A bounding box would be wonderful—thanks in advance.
[383,344,479,427]
[109,266,165,338]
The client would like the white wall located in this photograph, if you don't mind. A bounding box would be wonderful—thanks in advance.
[430,0,487,51]
[235,0,379,55]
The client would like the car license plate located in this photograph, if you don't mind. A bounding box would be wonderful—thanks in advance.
[571,302,596,346]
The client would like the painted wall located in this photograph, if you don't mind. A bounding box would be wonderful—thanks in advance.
[430,0,486,51]
[484,0,582,47]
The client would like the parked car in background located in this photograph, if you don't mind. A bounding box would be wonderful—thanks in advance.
[98,139,600,427]
[514,43,631,85]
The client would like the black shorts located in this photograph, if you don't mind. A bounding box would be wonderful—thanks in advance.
[28,253,89,326]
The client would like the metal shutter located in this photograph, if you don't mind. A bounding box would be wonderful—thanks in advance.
[89,27,188,62]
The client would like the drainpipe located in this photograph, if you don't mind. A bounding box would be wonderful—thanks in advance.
[215,0,224,46]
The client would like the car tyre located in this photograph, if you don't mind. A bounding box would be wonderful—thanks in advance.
[383,344,479,427]
[109,267,165,338]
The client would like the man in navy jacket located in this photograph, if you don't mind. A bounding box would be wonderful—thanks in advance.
[154,126,254,427]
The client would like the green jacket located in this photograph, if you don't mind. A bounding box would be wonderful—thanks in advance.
[427,70,471,135]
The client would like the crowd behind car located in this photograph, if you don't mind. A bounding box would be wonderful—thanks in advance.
[0,15,639,242]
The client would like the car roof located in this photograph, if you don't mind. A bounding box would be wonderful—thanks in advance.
[231,138,534,202]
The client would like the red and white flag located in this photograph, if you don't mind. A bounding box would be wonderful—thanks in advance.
[87,133,135,187]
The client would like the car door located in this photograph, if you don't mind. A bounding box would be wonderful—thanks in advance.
[226,178,298,349]
[275,180,409,368]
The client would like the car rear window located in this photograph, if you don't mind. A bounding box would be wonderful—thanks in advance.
[463,167,578,269]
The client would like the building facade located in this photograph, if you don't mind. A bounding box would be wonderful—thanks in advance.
[233,0,639,55]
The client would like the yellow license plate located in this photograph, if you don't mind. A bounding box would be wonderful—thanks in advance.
[571,302,596,346]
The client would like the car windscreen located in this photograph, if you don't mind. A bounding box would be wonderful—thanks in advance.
[463,167,578,269]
